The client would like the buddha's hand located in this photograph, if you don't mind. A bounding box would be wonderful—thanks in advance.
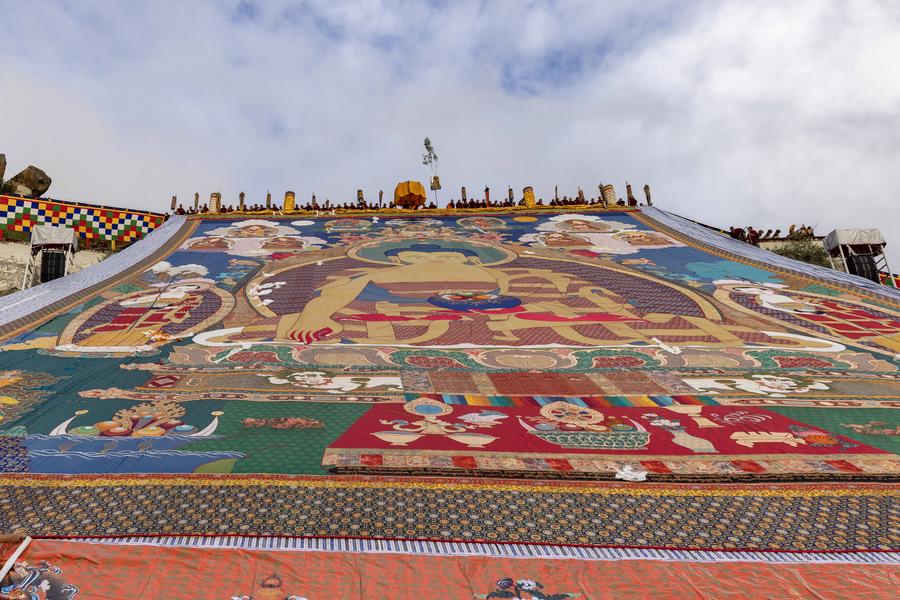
[286,327,334,344]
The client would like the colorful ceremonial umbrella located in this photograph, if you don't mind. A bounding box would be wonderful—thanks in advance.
[393,180,427,208]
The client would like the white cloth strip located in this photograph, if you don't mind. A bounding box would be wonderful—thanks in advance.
[60,536,900,565]
[0,216,187,327]
[0,537,32,581]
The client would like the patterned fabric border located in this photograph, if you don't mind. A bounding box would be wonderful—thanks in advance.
[0,195,165,242]
[2,476,897,551]
[1,473,895,495]
[411,392,722,407]
[324,453,900,481]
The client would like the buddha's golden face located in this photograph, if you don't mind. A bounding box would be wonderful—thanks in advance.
[391,251,475,265]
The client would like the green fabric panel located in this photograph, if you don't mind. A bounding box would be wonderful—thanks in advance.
[765,406,900,454]
[183,401,370,474]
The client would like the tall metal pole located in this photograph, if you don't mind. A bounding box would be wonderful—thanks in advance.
[882,254,898,288]
[839,245,850,274]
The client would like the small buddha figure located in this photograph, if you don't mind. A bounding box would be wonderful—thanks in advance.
[233,223,277,237]
[261,236,305,251]
[541,231,592,248]
[614,230,672,247]
[556,219,613,233]
[188,236,230,250]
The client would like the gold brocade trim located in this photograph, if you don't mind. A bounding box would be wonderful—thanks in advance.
[1,475,897,497]
[321,449,897,461]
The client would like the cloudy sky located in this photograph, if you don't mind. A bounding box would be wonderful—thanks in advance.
[2,0,899,258]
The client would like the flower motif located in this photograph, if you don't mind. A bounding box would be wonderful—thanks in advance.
[0,374,24,387]
[516,579,540,591]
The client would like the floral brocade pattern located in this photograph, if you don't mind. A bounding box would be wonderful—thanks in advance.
[1,478,896,551]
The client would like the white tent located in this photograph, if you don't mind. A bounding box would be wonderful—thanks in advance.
[30,223,78,248]
[823,228,885,253]
[823,228,895,288]
[21,224,78,289]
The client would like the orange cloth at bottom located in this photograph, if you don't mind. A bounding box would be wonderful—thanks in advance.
[1,539,898,599]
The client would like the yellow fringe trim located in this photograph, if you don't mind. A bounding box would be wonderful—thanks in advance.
[1,476,896,498]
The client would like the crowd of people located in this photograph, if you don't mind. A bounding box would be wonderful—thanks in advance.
[729,224,816,246]
[171,191,644,216]
[446,194,635,209]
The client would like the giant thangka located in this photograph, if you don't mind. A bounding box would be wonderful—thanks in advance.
[1,207,897,598]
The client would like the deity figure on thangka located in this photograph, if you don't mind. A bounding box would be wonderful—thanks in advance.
[181,219,326,257]
[714,280,900,356]
[519,213,684,255]
[1,278,235,356]
[195,237,851,352]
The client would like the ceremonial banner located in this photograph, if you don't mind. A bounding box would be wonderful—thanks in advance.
[1,208,898,546]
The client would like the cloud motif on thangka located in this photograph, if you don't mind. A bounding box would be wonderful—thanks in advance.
[520,213,684,255]
[181,219,327,256]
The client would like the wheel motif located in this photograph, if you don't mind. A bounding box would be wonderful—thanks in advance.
[404,397,453,417]
[540,401,604,425]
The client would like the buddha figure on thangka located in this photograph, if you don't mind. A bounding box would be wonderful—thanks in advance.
[194,237,852,352]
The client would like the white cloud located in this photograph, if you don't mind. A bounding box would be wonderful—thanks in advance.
[1,0,899,262]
